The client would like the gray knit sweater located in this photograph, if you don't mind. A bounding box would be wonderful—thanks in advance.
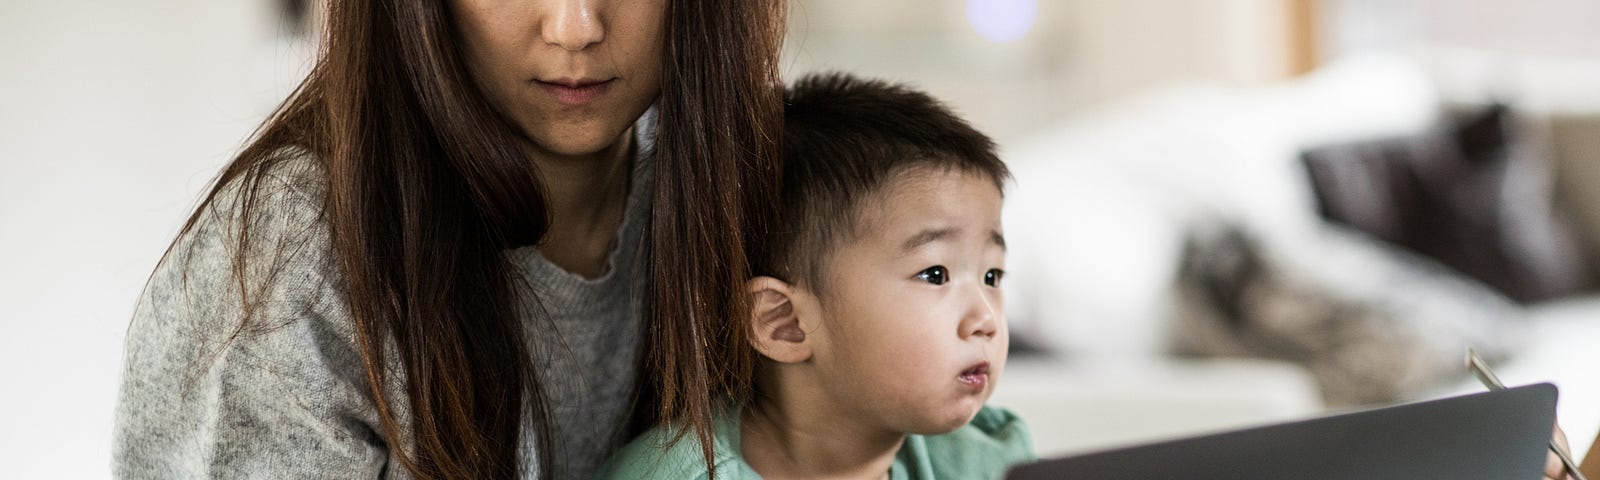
[113,118,656,479]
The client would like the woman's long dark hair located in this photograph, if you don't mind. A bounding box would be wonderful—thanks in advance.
[164,0,784,477]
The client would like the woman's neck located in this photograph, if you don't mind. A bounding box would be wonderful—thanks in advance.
[740,386,906,480]
[525,130,635,278]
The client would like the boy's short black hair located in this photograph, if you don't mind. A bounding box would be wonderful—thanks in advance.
[759,72,1010,292]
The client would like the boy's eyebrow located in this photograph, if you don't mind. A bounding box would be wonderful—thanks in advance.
[901,227,959,253]
[899,227,1008,252]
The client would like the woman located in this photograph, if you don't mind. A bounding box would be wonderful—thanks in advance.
[113,0,783,478]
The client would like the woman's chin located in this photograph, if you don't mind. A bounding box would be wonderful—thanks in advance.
[533,136,620,159]
[522,120,634,159]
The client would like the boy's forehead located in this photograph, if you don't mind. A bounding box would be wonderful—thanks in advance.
[850,168,1004,246]
[887,164,1004,199]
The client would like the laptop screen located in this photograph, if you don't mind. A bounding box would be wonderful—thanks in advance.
[1007,383,1557,480]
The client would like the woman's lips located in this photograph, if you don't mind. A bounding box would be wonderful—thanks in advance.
[958,361,990,391]
[538,78,615,105]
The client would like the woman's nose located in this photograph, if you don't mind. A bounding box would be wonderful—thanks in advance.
[542,0,605,51]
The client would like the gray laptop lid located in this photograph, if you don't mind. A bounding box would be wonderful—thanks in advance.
[1007,383,1558,480]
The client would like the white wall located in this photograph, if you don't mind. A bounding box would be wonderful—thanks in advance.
[783,0,1306,144]
[0,1,312,476]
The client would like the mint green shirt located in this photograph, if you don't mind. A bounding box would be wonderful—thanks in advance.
[596,405,1035,480]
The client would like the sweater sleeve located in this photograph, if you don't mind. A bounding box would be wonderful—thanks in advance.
[113,158,399,479]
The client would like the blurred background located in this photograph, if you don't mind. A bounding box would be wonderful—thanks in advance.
[5,0,1600,477]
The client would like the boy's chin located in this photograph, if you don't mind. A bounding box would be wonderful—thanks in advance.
[904,402,985,435]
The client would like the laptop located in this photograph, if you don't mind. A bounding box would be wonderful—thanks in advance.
[1006,383,1558,480]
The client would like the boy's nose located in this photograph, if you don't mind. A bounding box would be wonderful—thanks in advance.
[541,0,606,51]
[959,288,1000,339]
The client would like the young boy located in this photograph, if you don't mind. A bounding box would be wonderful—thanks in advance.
[598,72,1034,479]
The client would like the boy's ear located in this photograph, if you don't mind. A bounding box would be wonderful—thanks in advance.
[747,276,812,364]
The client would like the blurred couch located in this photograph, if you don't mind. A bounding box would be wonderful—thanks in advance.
[991,52,1600,458]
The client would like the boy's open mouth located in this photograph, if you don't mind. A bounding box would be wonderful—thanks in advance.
[957,362,990,389]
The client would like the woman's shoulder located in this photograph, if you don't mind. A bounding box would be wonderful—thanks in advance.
[202,146,329,228]
[115,147,391,478]
[127,145,355,378]
[161,147,334,299]
[132,144,349,354]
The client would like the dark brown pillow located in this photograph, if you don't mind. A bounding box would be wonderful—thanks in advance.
[1300,104,1595,303]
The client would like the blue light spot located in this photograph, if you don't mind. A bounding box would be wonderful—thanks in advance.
[967,0,1036,43]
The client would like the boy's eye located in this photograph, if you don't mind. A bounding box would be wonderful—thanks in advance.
[985,269,1005,287]
[916,266,949,285]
